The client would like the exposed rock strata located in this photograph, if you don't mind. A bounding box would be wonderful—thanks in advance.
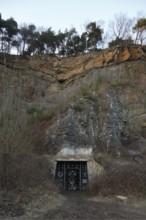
[0,45,145,84]
[0,45,146,171]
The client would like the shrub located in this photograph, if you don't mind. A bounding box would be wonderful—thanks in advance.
[0,155,58,191]
[86,92,97,101]
[74,102,84,111]
[95,76,103,88]
[89,163,146,198]
[27,107,55,123]
[80,86,89,97]
[110,79,126,87]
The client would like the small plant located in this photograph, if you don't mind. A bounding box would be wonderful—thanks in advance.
[72,94,78,101]
[80,86,89,97]
[86,92,97,101]
[78,84,98,100]
[110,79,126,87]
[95,76,103,88]
[27,107,55,123]
[74,102,84,111]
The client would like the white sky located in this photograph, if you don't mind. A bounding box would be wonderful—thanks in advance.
[0,0,146,34]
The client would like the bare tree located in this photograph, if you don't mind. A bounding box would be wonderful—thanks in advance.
[108,13,133,40]
[0,74,35,156]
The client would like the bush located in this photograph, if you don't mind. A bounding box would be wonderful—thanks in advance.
[27,107,55,123]
[86,92,97,101]
[0,154,57,191]
[74,102,84,111]
[89,163,146,197]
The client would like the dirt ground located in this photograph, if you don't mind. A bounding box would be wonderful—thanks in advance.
[1,191,146,220]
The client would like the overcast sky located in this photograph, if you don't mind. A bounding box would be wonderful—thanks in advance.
[0,0,146,33]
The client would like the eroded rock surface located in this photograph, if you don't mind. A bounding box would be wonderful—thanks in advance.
[0,45,146,170]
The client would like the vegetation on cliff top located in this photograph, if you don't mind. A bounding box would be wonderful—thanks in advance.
[0,12,146,56]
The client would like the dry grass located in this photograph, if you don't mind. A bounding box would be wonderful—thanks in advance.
[0,155,59,217]
[0,155,57,191]
[89,163,146,198]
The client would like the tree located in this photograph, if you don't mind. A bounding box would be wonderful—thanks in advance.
[19,23,38,54]
[71,35,82,54]
[27,31,42,55]
[19,23,30,54]
[108,13,132,41]
[80,32,88,52]
[4,17,18,53]
[0,72,40,187]
[85,21,103,50]
[133,18,146,44]
[56,28,80,56]
[56,30,65,56]
[65,28,78,55]
[39,27,57,54]
[0,15,18,53]
[0,13,5,51]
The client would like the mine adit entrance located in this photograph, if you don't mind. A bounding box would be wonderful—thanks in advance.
[55,160,88,191]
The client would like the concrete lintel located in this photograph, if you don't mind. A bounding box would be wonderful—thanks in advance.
[55,157,89,162]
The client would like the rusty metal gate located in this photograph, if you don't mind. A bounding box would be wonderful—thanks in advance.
[55,161,88,191]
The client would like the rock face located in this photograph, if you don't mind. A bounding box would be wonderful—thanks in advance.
[0,45,145,102]
[0,45,146,182]
[55,45,145,82]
